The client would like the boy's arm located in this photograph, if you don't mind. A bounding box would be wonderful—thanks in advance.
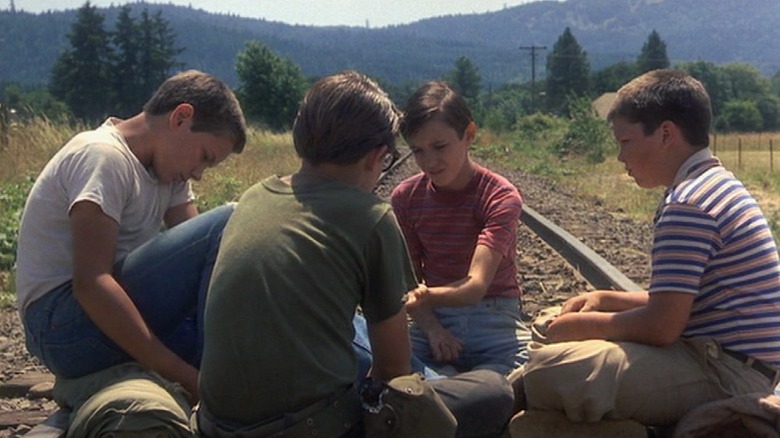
[163,202,198,228]
[560,290,649,314]
[406,300,464,363]
[407,244,503,309]
[366,310,413,381]
[545,291,694,346]
[70,201,199,401]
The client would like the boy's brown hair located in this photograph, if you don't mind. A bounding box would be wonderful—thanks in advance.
[607,69,712,148]
[293,70,401,165]
[144,69,247,153]
[401,81,473,141]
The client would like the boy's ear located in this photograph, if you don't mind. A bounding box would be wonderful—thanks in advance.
[169,103,195,129]
[464,121,477,142]
[659,120,680,148]
[365,145,386,171]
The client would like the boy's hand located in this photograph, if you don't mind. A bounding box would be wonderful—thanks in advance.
[560,292,602,314]
[426,328,464,363]
[404,284,430,310]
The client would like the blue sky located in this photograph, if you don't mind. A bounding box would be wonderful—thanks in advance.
[13,0,549,27]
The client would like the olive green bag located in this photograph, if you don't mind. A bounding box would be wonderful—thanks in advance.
[360,373,457,438]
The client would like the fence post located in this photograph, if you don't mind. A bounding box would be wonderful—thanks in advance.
[738,137,742,171]
[712,133,717,155]
[0,101,8,149]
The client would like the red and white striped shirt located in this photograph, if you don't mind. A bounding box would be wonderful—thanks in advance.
[391,163,523,299]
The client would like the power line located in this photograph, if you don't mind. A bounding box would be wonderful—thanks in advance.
[519,45,547,113]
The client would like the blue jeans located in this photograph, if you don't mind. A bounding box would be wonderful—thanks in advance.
[410,297,530,375]
[23,204,235,379]
[352,313,441,380]
[352,314,515,437]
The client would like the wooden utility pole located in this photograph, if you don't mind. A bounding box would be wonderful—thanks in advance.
[519,45,547,113]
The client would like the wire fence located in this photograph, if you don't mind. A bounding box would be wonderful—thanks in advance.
[712,133,780,173]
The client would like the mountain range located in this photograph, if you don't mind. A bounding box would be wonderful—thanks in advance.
[1,0,778,89]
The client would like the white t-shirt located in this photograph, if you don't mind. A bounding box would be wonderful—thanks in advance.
[15,118,194,312]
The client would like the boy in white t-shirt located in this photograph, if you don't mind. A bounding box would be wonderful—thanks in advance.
[15,69,246,435]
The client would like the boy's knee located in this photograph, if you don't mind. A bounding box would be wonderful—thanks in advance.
[55,363,192,437]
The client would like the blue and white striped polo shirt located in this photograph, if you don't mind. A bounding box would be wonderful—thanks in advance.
[651,149,780,367]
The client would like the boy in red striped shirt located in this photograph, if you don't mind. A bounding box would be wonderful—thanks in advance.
[392,81,531,376]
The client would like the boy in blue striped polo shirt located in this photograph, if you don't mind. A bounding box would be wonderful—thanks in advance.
[509,69,780,435]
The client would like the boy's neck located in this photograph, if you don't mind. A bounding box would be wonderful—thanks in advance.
[115,113,160,168]
[293,161,371,192]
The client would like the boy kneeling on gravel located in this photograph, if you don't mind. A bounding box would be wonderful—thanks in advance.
[509,69,780,437]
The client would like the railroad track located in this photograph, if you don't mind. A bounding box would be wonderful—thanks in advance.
[2,151,655,436]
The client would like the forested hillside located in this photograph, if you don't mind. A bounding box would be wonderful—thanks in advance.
[1,0,779,88]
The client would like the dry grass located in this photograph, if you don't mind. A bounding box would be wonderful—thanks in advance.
[191,129,300,209]
[0,118,86,182]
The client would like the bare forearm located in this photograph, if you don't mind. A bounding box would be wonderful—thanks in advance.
[546,304,683,346]
[595,290,649,312]
[419,280,486,308]
[73,275,198,395]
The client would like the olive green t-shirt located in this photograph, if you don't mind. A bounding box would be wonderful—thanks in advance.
[199,176,417,424]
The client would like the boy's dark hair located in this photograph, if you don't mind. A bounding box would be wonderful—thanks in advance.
[401,81,473,141]
[607,69,712,148]
[144,70,247,153]
[293,70,400,165]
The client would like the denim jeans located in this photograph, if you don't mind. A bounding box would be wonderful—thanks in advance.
[23,204,235,379]
[410,297,530,375]
[352,314,515,437]
[351,313,441,380]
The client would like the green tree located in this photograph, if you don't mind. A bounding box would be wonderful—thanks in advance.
[235,41,307,131]
[636,30,669,74]
[136,9,183,101]
[720,63,770,102]
[111,5,142,117]
[756,96,780,131]
[591,61,638,94]
[677,60,726,117]
[545,27,590,115]
[444,56,481,103]
[49,1,113,121]
[771,70,780,97]
[717,100,763,132]
[4,84,70,120]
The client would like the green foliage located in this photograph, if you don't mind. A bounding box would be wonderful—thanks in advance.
[444,56,481,103]
[591,61,638,94]
[3,84,70,121]
[236,41,308,132]
[514,112,567,140]
[49,2,114,121]
[546,27,590,116]
[636,30,670,74]
[717,100,764,132]
[49,2,183,121]
[195,175,243,211]
[552,97,612,163]
[756,96,780,131]
[478,83,532,133]
[721,63,770,101]
[0,175,34,274]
